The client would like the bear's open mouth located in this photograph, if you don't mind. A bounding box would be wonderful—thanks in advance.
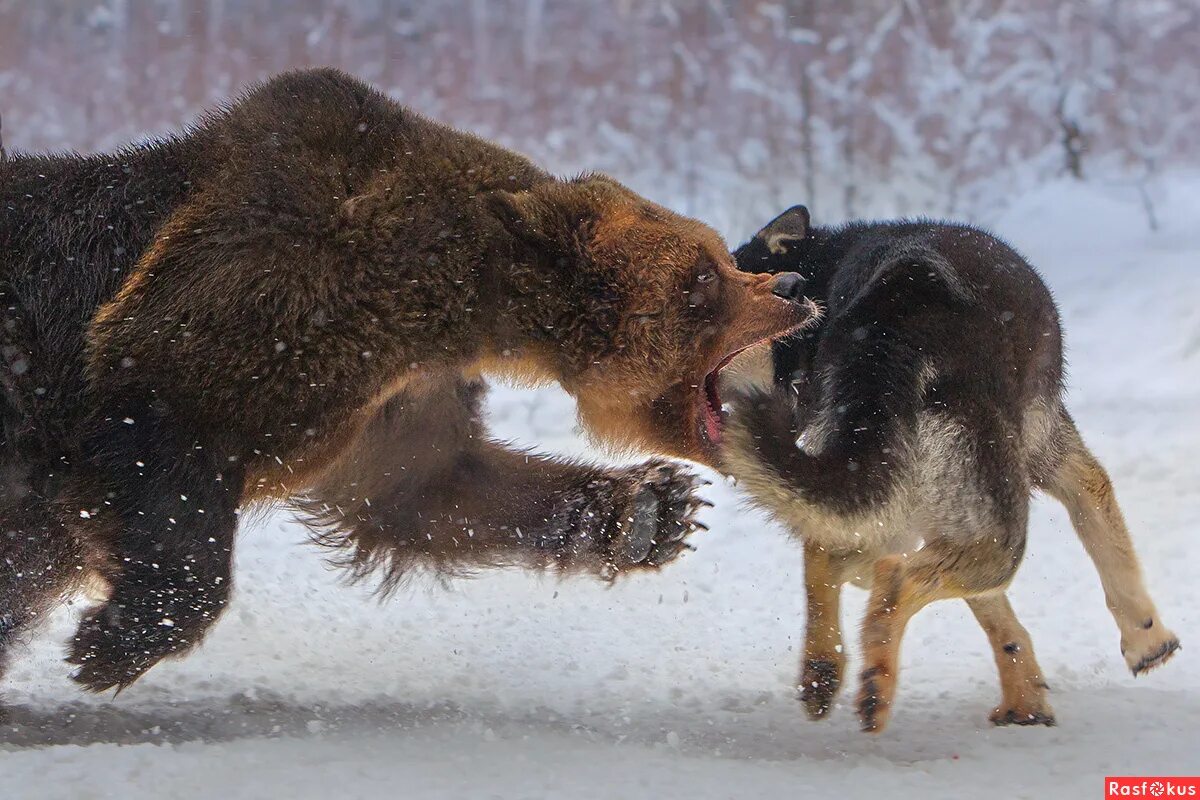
[698,349,745,446]
[693,298,818,453]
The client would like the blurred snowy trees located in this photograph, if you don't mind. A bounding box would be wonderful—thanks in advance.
[1,0,1196,233]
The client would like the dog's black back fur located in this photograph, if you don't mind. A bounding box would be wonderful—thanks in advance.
[730,207,1063,517]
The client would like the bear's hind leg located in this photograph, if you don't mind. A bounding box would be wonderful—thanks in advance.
[66,410,242,692]
[0,500,85,686]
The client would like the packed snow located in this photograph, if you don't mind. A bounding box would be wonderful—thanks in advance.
[3,177,1197,798]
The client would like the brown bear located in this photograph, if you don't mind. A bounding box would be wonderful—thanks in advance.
[0,68,812,693]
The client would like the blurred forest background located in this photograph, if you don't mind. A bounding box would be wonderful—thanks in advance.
[1,0,1197,235]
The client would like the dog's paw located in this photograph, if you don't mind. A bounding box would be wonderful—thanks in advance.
[856,665,895,734]
[1132,639,1182,676]
[603,460,707,574]
[1122,618,1180,676]
[990,703,1056,727]
[799,657,842,720]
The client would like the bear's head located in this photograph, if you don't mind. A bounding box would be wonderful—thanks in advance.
[485,175,815,467]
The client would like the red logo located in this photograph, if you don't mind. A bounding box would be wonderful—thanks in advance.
[1107,778,1200,798]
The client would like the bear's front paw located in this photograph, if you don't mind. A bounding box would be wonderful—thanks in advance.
[602,460,708,575]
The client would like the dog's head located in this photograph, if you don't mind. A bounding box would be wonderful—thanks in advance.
[733,204,812,274]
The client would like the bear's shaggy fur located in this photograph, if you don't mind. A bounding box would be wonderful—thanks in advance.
[0,69,810,693]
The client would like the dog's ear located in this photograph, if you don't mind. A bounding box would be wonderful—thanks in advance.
[756,205,810,254]
[486,190,553,246]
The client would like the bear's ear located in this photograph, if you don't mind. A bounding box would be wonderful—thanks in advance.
[486,190,552,246]
[756,205,810,254]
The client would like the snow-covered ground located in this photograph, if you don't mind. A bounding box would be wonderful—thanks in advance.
[4,178,1198,799]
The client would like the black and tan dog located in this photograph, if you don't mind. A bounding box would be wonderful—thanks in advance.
[0,69,812,695]
[721,205,1180,733]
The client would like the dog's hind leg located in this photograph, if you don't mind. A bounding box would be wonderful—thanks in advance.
[0,500,85,686]
[799,541,849,720]
[856,509,1028,734]
[1043,414,1179,675]
[965,592,1054,726]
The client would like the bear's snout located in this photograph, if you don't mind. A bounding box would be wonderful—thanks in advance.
[771,272,807,303]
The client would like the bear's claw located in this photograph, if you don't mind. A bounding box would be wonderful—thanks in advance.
[605,460,706,574]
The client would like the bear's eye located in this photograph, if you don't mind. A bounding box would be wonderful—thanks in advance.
[689,265,719,311]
